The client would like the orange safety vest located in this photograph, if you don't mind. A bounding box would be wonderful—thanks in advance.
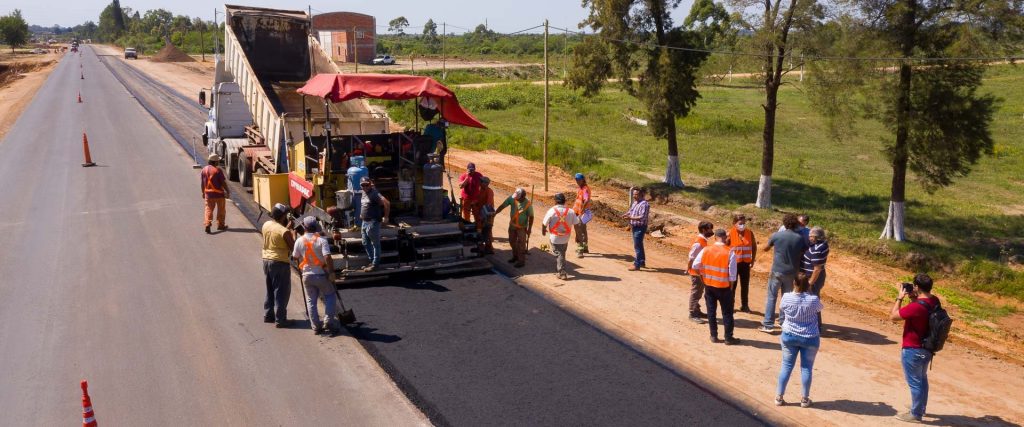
[204,167,224,195]
[299,233,325,271]
[728,227,754,263]
[687,234,708,276]
[550,207,572,236]
[700,244,733,289]
[511,199,532,229]
[572,185,591,215]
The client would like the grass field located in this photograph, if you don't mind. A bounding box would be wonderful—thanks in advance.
[384,65,1024,302]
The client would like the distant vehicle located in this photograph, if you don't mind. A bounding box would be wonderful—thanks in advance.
[31,48,45,54]
[372,54,395,65]
[124,48,137,59]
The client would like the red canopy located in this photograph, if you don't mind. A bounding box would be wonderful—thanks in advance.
[297,73,486,129]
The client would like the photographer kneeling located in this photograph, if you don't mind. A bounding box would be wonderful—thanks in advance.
[889,274,940,423]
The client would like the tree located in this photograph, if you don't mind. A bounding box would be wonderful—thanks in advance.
[568,0,729,187]
[388,16,409,36]
[97,0,127,41]
[808,0,1006,240]
[423,19,438,39]
[728,0,823,208]
[0,10,30,53]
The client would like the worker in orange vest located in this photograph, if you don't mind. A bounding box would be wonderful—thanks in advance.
[476,177,496,254]
[572,173,592,256]
[542,193,580,280]
[687,221,714,324]
[727,214,757,313]
[292,216,338,336]
[495,188,534,268]
[200,153,230,234]
[693,229,740,345]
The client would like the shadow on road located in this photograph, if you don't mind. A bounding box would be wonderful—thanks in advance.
[344,279,451,292]
[926,414,1021,427]
[813,400,897,417]
[823,323,897,346]
[348,324,402,344]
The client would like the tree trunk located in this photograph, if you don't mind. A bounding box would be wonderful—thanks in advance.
[757,81,779,209]
[882,0,915,241]
[664,117,684,187]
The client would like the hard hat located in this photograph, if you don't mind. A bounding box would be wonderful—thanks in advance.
[301,216,320,233]
[554,193,566,204]
[575,173,585,180]
[207,153,221,162]
[270,203,288,220]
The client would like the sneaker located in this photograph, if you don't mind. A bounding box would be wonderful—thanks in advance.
[275,319,292,328]
[724,337,741,345]
[313,325,324,335]
[895,412,922,423]
[775,396,785,406]
[263,314,275,323]
[696,311,708,319]
[689,316,707,324]
[800,397,812,408]
[204,225,211,234]
[710,336,723,344]
[757,325,775,334]
[323,326,337,337]
[557,272,568,280]
[217,224,228,231]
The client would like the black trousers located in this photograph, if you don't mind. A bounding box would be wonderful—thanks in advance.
[732,262,751,309]
[705,286,735,339]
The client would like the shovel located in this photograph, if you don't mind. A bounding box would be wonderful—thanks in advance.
[335,285,357,325]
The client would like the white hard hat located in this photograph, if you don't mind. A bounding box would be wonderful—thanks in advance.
[208,153,221,162]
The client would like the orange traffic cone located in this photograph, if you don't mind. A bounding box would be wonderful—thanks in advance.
[77,92,82,103]
[81,380,97,427]
[81,72,84,80]
[82,133,96,167]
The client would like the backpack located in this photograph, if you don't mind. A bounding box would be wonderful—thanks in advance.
[916,299,953,354]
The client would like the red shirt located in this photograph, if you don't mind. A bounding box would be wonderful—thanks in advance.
[899,296,939,349]
[201,165,227,199]
[459,171,482,200]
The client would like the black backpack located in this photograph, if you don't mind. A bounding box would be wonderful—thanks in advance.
[916,299,953,354]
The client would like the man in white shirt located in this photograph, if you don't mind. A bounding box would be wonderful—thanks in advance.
[292,216,338,336]
[541,193,580,280]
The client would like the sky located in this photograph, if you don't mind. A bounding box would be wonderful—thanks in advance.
[6,0,695,33]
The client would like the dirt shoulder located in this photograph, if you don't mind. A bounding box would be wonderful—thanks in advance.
[0,52,60,142]
[451,148,1023,426]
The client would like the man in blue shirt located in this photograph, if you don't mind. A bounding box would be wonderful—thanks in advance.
[760,213,808,333]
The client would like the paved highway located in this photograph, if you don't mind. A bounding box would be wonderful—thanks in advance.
[0,48,425,425]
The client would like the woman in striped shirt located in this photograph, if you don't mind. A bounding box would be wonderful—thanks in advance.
[775,273,824,408]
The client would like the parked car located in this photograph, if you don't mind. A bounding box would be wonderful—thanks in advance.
[31,48,46,54]
[124,48,137,59]
[372,54,395,65]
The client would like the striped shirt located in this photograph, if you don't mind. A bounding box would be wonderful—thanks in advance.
[627,200,650,227]
[801,241,830,274]
[780,292,824,338]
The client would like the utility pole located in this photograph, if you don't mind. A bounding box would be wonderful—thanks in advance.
[200,23,205,62]
[353,26,359,73]
[442,22,447,80]
[562,27,568,79]
[213,8,220,56]
[543,19,549,191]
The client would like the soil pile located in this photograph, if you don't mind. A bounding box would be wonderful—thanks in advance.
[150,43,196,63]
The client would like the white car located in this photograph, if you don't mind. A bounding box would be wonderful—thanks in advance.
[372,55,395,65]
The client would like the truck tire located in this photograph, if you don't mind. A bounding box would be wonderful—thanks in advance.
[202,130,209,148]
[239,152,253,187]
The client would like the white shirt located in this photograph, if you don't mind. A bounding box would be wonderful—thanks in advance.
[542,205,579,245]
[292,233,332,276]
[691,242,738,282]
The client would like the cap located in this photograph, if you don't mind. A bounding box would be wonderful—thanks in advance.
[575,173,585,180]
[360,176,372,185]
[554,193,566,204]
[270,203,288,220]
[207,153,221,162]
[302,216,320,233]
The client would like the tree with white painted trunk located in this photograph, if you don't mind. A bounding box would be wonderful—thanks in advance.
[567,0,729,188]
[808,0,1005,241]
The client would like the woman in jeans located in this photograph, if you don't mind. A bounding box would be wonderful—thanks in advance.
[775,273,824,407]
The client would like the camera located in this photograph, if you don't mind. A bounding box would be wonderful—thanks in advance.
[901,282,914,294]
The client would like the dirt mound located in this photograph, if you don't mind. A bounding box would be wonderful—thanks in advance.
[149,43,195,63]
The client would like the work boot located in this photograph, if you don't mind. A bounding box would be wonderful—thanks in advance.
[710,336,723,344]
[205,225,211,234]
[217,224,228,231]
[362,264,378,272]
[895,412,922,423]
[263,314,275,323]
[275,319,292,328]
[508,258,518,264]
[313,324,324,335]
[724,337,741,345]
[696,311,708,319]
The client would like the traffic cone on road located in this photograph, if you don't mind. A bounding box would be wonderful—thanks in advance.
[81,71,84,80]
[81,133,96,167]
[81,380,97,427]
[77,92,82,103]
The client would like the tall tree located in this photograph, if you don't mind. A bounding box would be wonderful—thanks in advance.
[388,16,410,36]
[729,0,823,208]
[0,10,29,53]
[97,0,127,41]
[808,0,1007,240]
[568,0,729,187]
[423,19,438,39]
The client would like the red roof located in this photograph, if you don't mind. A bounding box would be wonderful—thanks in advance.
[296,73,486,129]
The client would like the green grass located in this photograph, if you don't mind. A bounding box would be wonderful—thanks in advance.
[379,65,547,85]
[383,65,1024,304]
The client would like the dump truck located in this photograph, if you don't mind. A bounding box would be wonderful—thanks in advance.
[202,4,490,283]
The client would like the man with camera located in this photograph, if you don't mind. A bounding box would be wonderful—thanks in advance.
[889,274,940,423]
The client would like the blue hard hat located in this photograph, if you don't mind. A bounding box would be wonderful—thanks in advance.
[302,216,320,233]
[575,173,585,180]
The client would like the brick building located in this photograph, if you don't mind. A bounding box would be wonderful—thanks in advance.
[312,12,376,64]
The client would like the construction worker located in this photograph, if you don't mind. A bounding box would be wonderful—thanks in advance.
[262,203,294,328]
[458,162,482,222]
[200,153,230,233]
[495,188,533,267]
[360,177,390,272]
[542,193,580,280]
[572,173,592,256]
[687,221,714,323]
[728,214,757,312]
[477,177,496,254]
[292,216,338,336]
[693,229,741,345]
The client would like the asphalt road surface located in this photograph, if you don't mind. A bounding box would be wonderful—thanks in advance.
[0,48,425,425]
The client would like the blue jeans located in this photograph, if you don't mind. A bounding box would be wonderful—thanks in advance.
[262,260,291,322]
[763,271,796,328]
[902,347,932,418]
[631,225,646,267]
[777,331,820,398]
[361,220,382,266]
[303,274,337,330]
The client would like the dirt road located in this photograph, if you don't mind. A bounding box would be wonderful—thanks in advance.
[452,149,1024,426]
[0,47,426,425]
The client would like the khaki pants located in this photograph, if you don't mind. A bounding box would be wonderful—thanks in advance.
[508,226,528,263]
[204,197,225,227]
[689,275,705,315]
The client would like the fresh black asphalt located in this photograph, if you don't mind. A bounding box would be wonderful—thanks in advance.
[341,272,764,426]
